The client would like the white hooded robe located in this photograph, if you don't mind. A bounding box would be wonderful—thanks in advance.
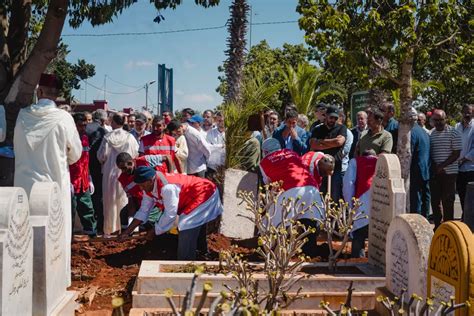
[97,128,138,234]
[14,98,82,286]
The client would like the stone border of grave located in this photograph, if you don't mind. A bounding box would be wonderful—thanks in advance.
[131,260,385,312]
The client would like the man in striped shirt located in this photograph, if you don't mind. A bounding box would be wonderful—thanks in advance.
[429,109,462,229]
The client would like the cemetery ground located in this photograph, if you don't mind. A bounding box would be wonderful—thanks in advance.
[70,232,366,315]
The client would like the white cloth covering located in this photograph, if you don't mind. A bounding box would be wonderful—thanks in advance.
[260,164,323,226]
[342,158,370,232]
[134,184,223,235]
[175,135,188,174]
[206,128,225,171]
[97,128,138,234]
[14,98,82,286]
[184,124,211,174]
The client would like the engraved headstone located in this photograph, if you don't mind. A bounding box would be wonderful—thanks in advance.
[427,221,474,315]
[0,187,33,315]
[220,169,258,239]
[368,154,406,272]
[30,182,77,316]
[386,214,433,299]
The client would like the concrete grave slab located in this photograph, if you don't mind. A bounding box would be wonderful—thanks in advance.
[30,182,78,316]
[220,169,258,239]
[0,187,33,316]
[368,154,406,272]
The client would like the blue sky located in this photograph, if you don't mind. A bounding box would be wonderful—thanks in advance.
[63,0,305,113]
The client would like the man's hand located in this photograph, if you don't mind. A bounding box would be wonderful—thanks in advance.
[289,126,298,139]
[118,230,131,241]
[435,164,446,175]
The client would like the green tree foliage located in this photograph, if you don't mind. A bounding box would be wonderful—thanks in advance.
[283,63,346,116]
[47,43,95,101]
[297,0,473,185]
[218,40,313,112]
[297,0,473,116]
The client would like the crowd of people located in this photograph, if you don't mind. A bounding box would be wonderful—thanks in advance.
[207,100,470,256]
[11,73,474,265]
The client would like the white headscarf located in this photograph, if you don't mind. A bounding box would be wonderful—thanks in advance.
[262,138,281,157]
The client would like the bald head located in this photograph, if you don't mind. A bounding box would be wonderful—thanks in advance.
[318,154,335,177]
[432,109,446,131]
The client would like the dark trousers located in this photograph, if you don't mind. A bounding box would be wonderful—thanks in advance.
[430,173,457,228]
[351,225,368,258]
[299,219,321,257]
[90,173,103,233]
[177,223,208,260]
[320,169,343,202]
[410,172,431,218]
[72,190,97,235]
[457,170,474,216]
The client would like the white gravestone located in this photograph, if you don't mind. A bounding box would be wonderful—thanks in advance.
[386,214,433,299]
[0,187,33,316]
[368,154,406,272]
[220,169,258,239]
[30,182,77,316]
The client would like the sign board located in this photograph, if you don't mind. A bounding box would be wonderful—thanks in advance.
[157,64,173,115]
[351,91,370,127]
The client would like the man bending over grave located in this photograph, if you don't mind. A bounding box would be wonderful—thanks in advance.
[259,138,326,257]
[119,166,223,260]
[342,149,378,258]
[301,151,336,189]
[116,152,175,230]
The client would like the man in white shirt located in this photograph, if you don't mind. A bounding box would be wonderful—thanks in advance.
[120,166,223,260]
[182,120,211,178]
[206,111,225,175]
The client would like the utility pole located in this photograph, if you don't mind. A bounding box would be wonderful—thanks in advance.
[103,75,107,100]
[249,4,252,50]
[145,80,156,112]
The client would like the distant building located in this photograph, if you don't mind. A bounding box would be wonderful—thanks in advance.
[71,100,109,113]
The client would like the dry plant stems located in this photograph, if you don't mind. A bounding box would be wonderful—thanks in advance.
[377,288,471,316]
[319,281,369,316]
[314,195,365,272]
[237,182,316,311]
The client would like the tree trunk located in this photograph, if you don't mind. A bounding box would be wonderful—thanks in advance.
[223,0,249,105]
[397,53,414,212]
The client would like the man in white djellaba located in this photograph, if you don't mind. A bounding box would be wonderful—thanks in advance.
[98,113,139,236]
[14,73,82,286]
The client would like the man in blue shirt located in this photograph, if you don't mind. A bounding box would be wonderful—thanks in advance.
[272,109,309,156]
[409,108,431,218]
[381,101,399,153]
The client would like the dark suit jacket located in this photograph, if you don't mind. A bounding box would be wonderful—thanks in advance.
[272,124,309,156]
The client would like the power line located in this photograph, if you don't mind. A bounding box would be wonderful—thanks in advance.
[105,75,142,89]
[83,80,144,95]
[62,21,298,37]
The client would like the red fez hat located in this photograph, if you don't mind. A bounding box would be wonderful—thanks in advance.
[38,73,60,89]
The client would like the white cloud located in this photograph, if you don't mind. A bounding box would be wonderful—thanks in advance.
[175,89,185,96]
[182,59,196,70]
[183,93,215,104]
[125,60,155,69]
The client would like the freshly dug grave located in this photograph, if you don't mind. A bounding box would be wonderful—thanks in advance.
[71,232,367,315]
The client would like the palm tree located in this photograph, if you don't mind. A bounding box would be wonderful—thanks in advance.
[283,63,346,116]
[224,0,250,104]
